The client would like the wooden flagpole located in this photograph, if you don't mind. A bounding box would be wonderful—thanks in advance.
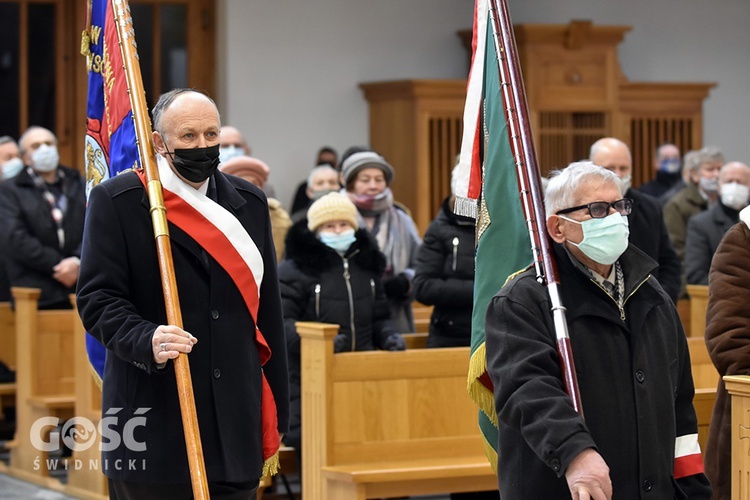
[108,0,210,496]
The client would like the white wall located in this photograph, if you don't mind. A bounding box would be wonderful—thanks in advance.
[218,0,750,210]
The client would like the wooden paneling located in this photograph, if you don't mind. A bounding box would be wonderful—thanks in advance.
[361,23,714,230]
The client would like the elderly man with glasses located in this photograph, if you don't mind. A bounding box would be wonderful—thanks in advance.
[484,161,711,500]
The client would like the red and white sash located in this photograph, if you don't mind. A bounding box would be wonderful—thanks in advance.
[137,157,280,474]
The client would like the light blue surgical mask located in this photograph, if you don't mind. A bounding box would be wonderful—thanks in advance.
[2,157,23,179]
[31,144,59,173]
[559,212,630,265]
[319,229,356,253]
[219,145,243,164]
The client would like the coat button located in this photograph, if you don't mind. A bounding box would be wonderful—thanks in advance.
[211,309,219,320]
[642,479,653,491]
[635,370,645,383]
[550,458,561,471]
[213,368,221,379]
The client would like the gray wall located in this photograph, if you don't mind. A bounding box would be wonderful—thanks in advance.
[217,0,749,210]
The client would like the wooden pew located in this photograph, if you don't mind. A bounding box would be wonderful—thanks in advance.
[298,321,497,500]
[686,284,709,338]
[5,287,76,489]
[65,299,108,500]
[412,302,433,334]
[0,301,16,419]
[687,337,719,455]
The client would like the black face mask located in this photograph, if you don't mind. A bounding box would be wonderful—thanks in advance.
[165,143,220,183]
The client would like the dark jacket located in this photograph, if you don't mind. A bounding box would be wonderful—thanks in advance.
[705,214,750,500]
[0,165,86,308]
[685,201,738,285]
[413,196,475,347]
[76,170,289,483]
[639,170,685,206]
[626,188,681,302]
[278,219,398,448]
[485,243,711,499]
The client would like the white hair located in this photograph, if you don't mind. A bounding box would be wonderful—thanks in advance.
[306,164,338,189]
[545,161,622,218]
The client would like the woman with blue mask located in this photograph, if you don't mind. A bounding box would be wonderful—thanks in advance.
[277,192,405,465]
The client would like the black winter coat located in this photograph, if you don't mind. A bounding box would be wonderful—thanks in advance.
[278,219,398,448]
[0,165,86,308]
[485,243,711,499]
[413,196,475,347]
[76,170,289,483]
[626,188,681,302]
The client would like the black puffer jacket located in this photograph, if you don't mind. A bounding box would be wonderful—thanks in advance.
[278,219,398,448]
[413,196,475,347]
[0,165,86,309]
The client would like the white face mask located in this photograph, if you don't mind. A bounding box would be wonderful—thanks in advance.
[31,144,59,173]
[619,175,632,193]
[219,145,243,164]
[1,157,23,179]
[699,176,719,195]
[720,182,750,211]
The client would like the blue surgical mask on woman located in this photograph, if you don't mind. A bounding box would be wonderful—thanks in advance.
[319,229,356,253]
[559,213,630,265]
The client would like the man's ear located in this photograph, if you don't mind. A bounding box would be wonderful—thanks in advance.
[152,131,166,155]
[546,215,566,244]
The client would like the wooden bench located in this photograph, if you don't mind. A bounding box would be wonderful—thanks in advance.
[412,302,433,334]
[4,287,76,489]
[298,321,497,500]
[65,296,108,500]
[0,301,16,419]
[686,284,709,338]
[687,336,719,454]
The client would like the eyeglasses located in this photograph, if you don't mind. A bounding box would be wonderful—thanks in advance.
[556,198,633,219]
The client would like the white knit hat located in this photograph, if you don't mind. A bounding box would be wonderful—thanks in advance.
[307,192,359,232]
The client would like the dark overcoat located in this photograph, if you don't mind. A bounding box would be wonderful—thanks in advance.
[626,188,681,302]
[0,165,86,308]
[685,201,738,286]
[485,243,711,499]
[76,170,289,483]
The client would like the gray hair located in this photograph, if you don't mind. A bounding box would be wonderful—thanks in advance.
[683,146,725,175]
[151,88,220,135]
[306,164,338,189]
[545,161,622,218]
[0,135,16,147]
[18,126,56,155]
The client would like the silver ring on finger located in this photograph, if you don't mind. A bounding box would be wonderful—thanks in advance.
[160,342,167,352]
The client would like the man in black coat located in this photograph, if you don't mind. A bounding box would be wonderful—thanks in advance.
[485,162,711,499]
[590,137,681,302]
[0,126,86,309]
[76,89,289,499]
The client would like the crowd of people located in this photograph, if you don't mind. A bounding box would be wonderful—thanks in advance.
[1,86,749,498]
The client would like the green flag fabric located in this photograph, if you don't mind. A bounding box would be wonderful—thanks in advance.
[464,9,534,472]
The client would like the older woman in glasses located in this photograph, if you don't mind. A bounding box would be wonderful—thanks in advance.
[484,161,711,500]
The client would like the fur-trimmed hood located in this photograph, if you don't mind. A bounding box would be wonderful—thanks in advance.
[283,218,386,277]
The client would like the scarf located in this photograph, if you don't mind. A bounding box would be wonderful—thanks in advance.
[137,157,281,476]
[347,188,413,277]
